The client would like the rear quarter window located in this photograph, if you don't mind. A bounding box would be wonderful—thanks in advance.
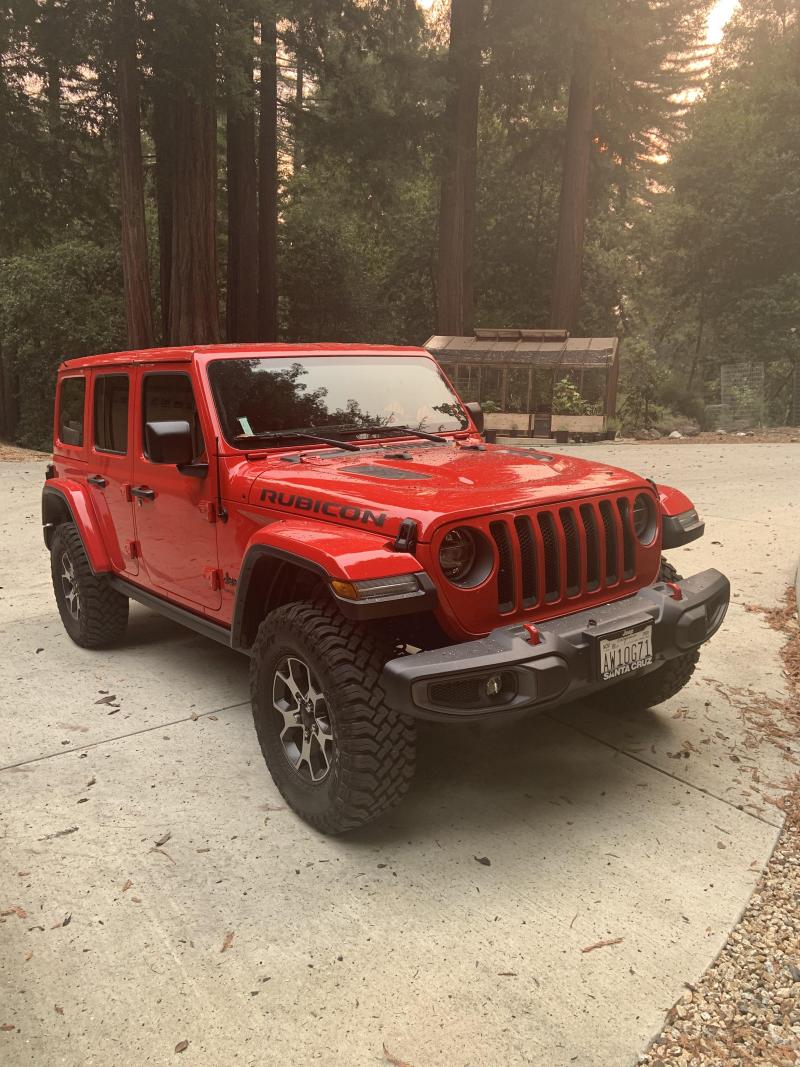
[58,377,86,447]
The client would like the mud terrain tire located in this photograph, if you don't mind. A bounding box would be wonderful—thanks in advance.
[50,523,129,648]
[250,601,417,834]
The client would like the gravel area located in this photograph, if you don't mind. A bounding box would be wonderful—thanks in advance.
[640,594,800,1066]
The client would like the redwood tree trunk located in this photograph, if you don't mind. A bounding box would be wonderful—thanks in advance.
[436,0,482,337]
[550,31,595,334]
[166,6,219,346]
[151,10,175,343]
[225,11,259,342]
[114,0,155,349]
[258,11,279,340]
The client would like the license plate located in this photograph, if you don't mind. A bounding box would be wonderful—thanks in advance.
[598,623,653,681]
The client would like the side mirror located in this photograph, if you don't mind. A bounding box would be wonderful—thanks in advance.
[145,420,194,466]
[465,401,484,434]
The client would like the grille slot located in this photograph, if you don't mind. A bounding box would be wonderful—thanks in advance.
[599,500,618,584]
[617,498,636,579]
[537,512,560,602]
[490,521,515,612]
[580,504,600,591]
[514,516,537,607]
[560,507,581,596]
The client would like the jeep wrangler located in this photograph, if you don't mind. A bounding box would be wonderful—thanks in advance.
[43,344,729,833]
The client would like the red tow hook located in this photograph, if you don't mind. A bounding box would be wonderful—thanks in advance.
[523,623,542,645]
[664,581,683,601]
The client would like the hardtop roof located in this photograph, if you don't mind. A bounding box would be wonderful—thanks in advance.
[60,342,429,371]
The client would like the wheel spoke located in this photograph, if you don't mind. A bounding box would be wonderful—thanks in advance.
[273,653,335,784]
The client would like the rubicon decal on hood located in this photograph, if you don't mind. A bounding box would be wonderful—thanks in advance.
[260,488,388,528]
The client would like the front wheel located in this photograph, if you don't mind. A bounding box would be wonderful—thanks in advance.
[249,601,417,834]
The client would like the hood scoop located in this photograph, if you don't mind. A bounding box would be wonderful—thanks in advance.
[339,463,431,481]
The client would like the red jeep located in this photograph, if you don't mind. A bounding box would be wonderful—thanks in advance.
[43,344,729,832]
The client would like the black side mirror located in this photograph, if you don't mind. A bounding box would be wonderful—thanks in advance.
[465,401,484,434]
[145,420,194,466]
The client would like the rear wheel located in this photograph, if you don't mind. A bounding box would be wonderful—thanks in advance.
[250,601,416,834]
[50,523,129,649]
[596,557,698,710]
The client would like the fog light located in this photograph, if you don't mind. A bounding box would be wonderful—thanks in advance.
[485,675,503,698]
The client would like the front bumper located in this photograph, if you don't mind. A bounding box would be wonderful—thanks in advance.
[381,568,730,722]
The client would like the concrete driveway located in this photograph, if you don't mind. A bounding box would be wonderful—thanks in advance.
[1,444,798,1067]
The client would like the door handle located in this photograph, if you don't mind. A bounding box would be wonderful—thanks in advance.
[130,486,156,501]
[87,474,107,488]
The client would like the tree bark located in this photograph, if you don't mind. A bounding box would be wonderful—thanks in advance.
[166,5,220,346]
[258,11,279,340]
[550,29,595,334]
[114,0,155,350]
[225,10,259,342]
[151,11,175,343]
[436,0,482,337]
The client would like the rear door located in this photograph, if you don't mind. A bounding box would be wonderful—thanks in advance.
[87,370,138,576]
[131,368,221,610]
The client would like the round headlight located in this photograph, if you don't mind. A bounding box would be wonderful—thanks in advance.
[439,527,477,582]
[633,493,656,544]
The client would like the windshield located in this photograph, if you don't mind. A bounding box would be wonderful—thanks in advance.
[207,355,469,446]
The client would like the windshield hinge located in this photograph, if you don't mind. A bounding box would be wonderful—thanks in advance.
[393,518,418,554]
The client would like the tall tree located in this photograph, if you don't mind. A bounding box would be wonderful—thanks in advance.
[550,15,595,333]
[114,0,155,349]
[154,0,220,345]
[258,8,279,341]
[436,0,483,336]
[225,5,259,341]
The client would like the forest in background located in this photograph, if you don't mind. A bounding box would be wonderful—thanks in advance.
[0,0,798,449]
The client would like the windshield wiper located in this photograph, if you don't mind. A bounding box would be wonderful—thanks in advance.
[235,430,360,453]
[339,424,449,445]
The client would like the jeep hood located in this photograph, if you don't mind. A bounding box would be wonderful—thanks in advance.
[243,443,651,541]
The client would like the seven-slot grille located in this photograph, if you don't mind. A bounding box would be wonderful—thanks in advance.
[488,494,645,614]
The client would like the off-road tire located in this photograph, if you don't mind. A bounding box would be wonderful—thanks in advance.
[597,557,698,711]
[250,600,417,834]
[50,523,129,649]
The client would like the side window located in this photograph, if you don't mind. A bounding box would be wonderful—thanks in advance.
[58,377,86,447]
[93,375,130,454]
[142,373,205,461]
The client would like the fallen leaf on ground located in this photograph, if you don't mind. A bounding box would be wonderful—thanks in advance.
[498,971,517,976]
[1,1023,15,1032]
[174,1039,189,1053]
[94,695,118,705]
[580,937,624,954]
[221,930,234,953]
[17,872,30,877]
[149,847,177,864]
[474,855,491,866]
[54,1006,63,1015]
[121,879,133,893]
[383,1043,414,1067]
[38,826,78,841]
[154,831,171,847]
[1,907,27,919]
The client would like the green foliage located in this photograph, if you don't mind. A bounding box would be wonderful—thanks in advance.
[626,1,800,425]
[552,376,589,415]
[0,241,126,448]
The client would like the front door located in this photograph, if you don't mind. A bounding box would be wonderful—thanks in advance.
[131,369,221,610]
[87,371,138,576]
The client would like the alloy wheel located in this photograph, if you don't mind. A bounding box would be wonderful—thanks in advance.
[272,655,335,783]
[60,551,81,621]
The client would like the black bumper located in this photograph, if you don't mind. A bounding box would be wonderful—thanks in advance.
[381,569,730,722]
